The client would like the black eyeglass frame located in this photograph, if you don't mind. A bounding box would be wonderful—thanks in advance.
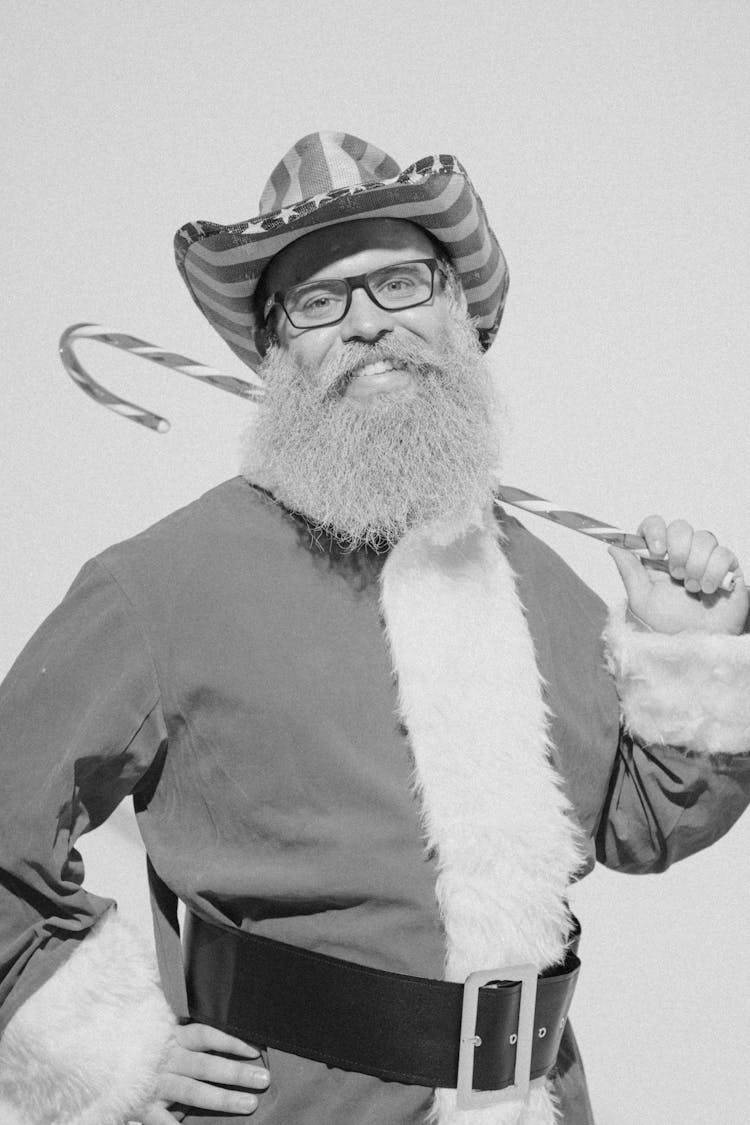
[262,257,449,330]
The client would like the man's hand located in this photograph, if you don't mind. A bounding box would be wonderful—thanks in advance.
[609,516,748,635]
[140,1023,270,1123]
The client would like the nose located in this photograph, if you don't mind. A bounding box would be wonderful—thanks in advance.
[340,286,394,344]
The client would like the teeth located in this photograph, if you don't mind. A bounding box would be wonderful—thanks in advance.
[356,360,396,378]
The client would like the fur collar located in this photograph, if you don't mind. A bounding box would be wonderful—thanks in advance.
[380,508,585,1124]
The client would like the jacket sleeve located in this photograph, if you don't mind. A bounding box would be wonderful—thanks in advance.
[595,605,750,872]
[0,558,176,1124]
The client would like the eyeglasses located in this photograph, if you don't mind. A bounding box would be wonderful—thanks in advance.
[263,258,447,330]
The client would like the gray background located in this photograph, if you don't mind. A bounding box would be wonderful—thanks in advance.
[2,3,748,1121]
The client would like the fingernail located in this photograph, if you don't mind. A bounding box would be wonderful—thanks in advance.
[671,566,686,580]
[239,1095,258,1112]
[255,1071,271,1088]
[685,579,700,593]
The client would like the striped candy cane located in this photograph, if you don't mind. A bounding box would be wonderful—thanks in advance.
[58,325,743,592]
[495,486,741,592]
[59,323,265,433]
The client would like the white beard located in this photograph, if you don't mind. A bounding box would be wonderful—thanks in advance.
[240,305,506,549]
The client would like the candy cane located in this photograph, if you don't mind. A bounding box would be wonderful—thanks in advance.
[58,325,744,592]
[495,486,742,592]
[59,323,265,433]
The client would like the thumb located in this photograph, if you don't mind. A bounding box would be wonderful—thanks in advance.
[608,546,651,605]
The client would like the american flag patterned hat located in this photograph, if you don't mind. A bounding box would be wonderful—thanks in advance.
[174,131,509,373]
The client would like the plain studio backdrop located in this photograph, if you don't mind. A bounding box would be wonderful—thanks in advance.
[2,3,748,1122]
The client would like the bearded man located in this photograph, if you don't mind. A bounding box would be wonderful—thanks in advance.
[1,132,749,1125]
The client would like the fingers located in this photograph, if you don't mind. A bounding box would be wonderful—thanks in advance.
[167,1045,270,1089]
[638,514,668,557]
[659,519,706,583]
[638,516,739,594]
[665,522,737,593]
[154,1023,270,1116]
[175,1022,261,1059]
[157,1071,263,1114]
[693,545,739,595]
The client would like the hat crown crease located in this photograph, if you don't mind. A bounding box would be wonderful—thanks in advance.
[258,131,400,213]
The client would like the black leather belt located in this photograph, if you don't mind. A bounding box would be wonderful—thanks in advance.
[184,910,580,1110]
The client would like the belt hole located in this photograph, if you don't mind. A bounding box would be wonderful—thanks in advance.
[509,1033,518,1045]
[538,1026,547,1038]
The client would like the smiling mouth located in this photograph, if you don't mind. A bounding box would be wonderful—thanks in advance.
[355,360,400,378]
[344,361,414,400]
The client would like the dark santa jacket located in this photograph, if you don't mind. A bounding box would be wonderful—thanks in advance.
[1,476,749,1125]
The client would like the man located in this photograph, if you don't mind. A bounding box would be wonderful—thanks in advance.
[0,132,748,1125]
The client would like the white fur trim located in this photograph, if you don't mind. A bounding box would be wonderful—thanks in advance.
[380,509,585,1125]
[0,911,176,1125]
[604,604,750,755]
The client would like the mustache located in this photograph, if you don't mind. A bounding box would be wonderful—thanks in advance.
[244,300,504,550]
[307,333,452,397]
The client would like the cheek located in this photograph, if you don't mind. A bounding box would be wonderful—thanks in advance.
[397,300,452,340]
[286,337,332,371]
[278,321,341,369]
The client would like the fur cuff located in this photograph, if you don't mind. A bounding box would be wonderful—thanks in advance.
[0,910,176,1125]
[603,604,750,755]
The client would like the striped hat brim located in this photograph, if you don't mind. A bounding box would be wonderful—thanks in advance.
[174,155,509,373]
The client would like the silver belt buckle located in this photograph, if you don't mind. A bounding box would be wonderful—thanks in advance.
[456,962,538,1111]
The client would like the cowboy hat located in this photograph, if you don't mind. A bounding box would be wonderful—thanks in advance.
[174,131,509,372]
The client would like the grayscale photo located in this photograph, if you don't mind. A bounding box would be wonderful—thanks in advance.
[1,4,748,1124]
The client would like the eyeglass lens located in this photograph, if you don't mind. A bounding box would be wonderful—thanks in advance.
[283,260,435,328]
